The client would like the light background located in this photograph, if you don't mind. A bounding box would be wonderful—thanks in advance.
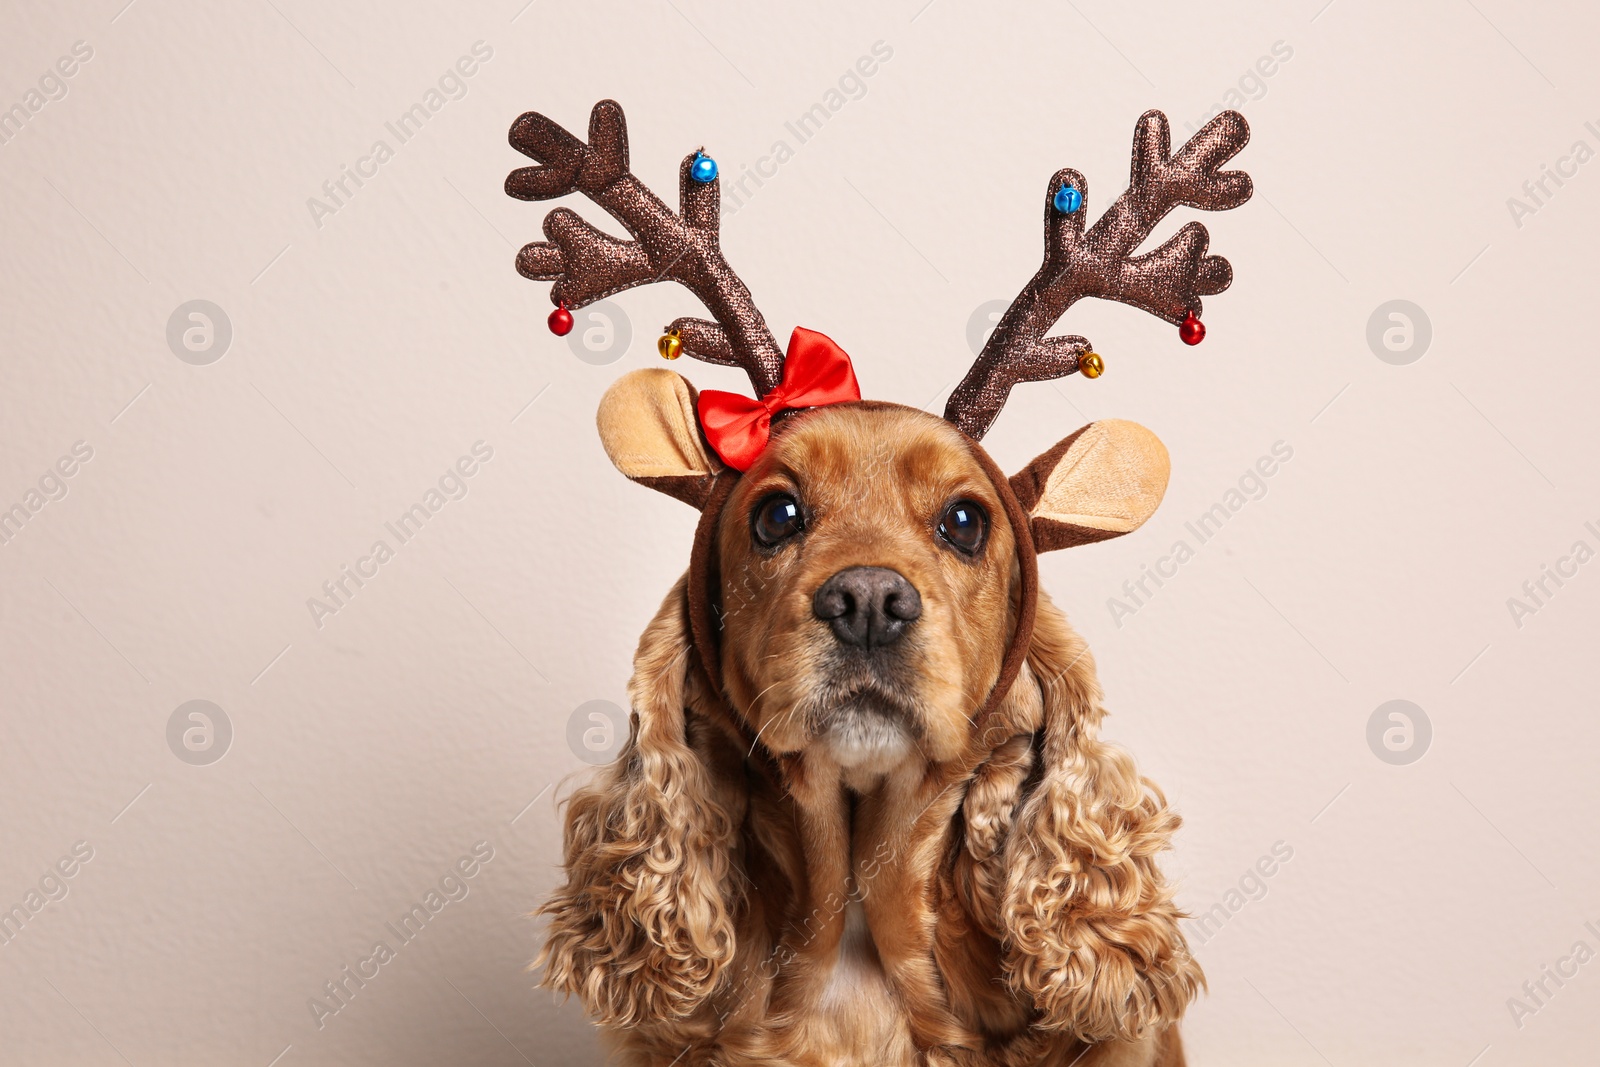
[2,1,1597,1064]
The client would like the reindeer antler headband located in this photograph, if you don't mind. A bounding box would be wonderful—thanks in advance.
[509,99,1249,437]
[507,100,1251,717]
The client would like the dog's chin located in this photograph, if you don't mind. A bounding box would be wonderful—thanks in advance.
[812,688,918,775]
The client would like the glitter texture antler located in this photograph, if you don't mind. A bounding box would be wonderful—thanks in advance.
[507,99,784,394]
[945,110,1253,440]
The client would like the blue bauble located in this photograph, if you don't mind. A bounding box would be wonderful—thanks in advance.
[1053,185,1083,213]
[691,154,719,183]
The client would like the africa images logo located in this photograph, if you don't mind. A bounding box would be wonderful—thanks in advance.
[307,841,495,1030]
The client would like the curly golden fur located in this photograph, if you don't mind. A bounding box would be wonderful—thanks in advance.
[539,403,1200,1066]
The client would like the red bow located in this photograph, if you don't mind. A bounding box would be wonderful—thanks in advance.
[698,327,861,471]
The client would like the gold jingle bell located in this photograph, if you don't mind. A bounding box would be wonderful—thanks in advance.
[658,329,682,360]
[1079,351,1104,379]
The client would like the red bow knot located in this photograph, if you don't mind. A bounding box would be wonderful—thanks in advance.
[697,327,861,471]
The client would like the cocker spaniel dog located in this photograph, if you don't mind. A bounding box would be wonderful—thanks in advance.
[514,99,1252,1066]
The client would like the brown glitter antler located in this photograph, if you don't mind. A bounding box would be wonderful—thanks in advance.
[945,110,1253,440]
[507,99,784,394]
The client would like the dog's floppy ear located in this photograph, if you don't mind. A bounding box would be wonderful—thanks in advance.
[1008,419,1169,553]
[597,367,724,509]
[998,596,1203,1041]
[537,575,739,1026]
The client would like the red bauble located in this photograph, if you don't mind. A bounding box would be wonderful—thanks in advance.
[1178,311,1205,346]
[548,303,574,336]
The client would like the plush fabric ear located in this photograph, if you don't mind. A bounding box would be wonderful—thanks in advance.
[1008,419,1169,553]
[998,594,1203,1042]
[596,368,723,509]
[536,575,740,1026]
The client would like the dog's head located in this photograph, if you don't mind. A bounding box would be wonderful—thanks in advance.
[598,368,1169,771]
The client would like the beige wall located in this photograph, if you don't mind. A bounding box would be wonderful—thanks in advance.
[3,1,1598,1064]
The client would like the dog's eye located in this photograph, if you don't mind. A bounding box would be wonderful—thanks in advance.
[938,500,988,555]
[752,493,804,547]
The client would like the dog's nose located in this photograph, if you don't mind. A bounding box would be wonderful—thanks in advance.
[812,567,921,649]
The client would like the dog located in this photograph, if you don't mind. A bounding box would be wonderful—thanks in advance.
[511,100,1252,1065]
[540,387,1199,1066]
